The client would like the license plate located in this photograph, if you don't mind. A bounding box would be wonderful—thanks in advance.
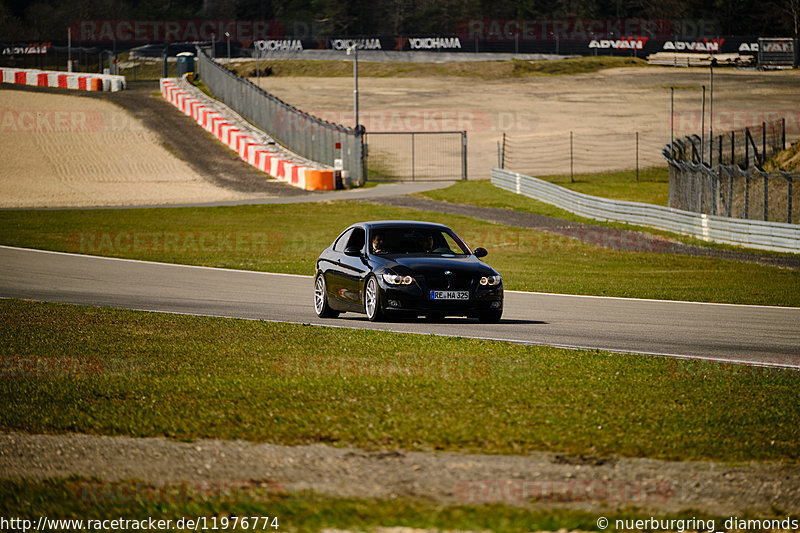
[430,290,469,300]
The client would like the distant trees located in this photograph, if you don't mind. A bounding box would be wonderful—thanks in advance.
[1,0,797,40]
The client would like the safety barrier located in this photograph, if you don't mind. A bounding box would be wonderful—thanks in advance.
[491,167,800,254]
[0,67,126,92]
[160,78,335,191]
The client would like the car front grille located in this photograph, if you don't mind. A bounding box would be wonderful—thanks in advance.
[424,273,473,291]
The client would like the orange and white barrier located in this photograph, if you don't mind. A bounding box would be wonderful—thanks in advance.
[160,78,335,191]
[0,67,125,92]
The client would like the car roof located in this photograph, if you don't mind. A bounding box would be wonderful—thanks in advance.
[359,221,451,231]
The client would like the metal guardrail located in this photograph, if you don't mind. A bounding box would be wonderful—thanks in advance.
[195,47,364,184]
[491,168,800,254]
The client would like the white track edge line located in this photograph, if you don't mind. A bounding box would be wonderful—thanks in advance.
[3,296,799,370]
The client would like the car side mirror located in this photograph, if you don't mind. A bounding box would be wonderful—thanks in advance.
[344,246,362,257]
[474,247,488,258]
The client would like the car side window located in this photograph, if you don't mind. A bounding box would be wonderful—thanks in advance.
[332,229,353,252]
[346,228,365,252]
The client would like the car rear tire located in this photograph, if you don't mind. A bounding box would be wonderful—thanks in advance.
[314,272,339,318]
[364,275,384,322]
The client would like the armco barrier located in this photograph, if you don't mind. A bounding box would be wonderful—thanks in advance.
[160,78,335,191]
[491,168,800,254]
[0,67,125,92]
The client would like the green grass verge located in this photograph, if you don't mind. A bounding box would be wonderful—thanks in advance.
[2,300,800,462]
[227,56,648,79]
[418,179,800,258]
[1,478,738,533]
[538,167,669,206]
[0,202,798,306]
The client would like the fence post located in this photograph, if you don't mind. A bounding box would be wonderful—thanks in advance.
[781,170,793,224]
[501,132,506,169]
[462,131,468,181]
[711,167,717,216]
[570,131,574,183]
[635,131,639,182]
[728,168,733,218]
[762,122,766,168]
[411,132,416,181]
[745,127,750,168]
[744,170,750,219]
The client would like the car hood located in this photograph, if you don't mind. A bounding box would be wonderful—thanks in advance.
[377,255,497,276]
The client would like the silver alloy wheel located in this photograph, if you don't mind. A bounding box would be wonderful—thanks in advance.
[365,277,378,319]
[314,274,326,315]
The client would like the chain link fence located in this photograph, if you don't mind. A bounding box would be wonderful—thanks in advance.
[663,118,798,224]
[195,47,364,184]
[496,130,666,179]
[365,131,467,181]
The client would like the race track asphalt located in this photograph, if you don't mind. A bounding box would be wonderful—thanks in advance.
[2,245,798,367]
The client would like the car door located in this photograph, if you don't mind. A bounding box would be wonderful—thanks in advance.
[337,227,369,306]
[324,228,353,306]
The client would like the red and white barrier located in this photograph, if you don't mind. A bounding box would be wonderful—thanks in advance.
[160,78,335,191]
[0,67,125,92]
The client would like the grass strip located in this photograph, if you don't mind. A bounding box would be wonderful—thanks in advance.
[533,167,670,206]
[418,179,800,257]
[0,478,734,533]
[2,300,799,462]
[1,202,798,306]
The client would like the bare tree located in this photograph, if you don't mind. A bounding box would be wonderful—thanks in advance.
[787,0,800,39]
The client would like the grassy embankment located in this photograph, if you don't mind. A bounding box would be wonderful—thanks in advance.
[115,54,647,80]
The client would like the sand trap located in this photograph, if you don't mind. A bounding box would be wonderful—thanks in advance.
[0,90,258,208]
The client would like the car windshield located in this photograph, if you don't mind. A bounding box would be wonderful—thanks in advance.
[369,227,470,256]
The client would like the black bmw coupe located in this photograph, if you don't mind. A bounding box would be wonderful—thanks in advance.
[314,221,503,322]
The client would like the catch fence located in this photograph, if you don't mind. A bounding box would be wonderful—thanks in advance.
[196,47,364,184]
[497,130,667,180]
[663,118,798,224]
[365,131,467,181]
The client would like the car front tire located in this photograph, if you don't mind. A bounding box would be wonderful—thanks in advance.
[479,309,503,323]
[314,272,339,318]
[364,275,384,322]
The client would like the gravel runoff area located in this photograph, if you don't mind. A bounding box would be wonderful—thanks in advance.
[3,431,800,516]
[0,82,309,208]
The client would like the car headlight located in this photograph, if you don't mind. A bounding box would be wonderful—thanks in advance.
[479,275,502,286]
[383,273,414,285]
